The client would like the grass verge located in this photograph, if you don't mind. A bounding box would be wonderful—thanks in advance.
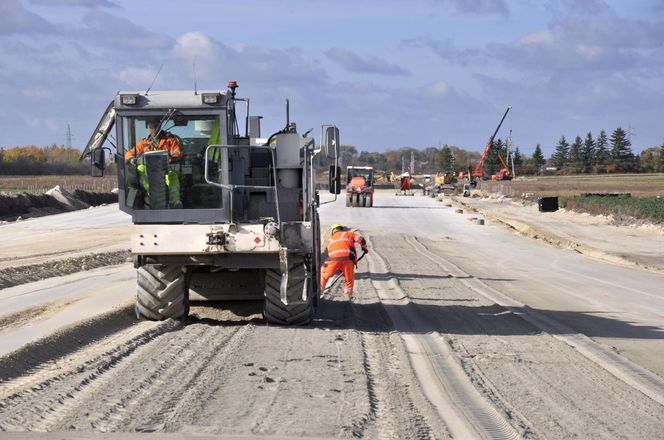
[561,195,664,224]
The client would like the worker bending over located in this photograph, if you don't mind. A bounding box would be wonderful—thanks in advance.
[320,224,368,300]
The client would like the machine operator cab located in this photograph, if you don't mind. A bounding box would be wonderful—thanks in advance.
[82,83,320,226]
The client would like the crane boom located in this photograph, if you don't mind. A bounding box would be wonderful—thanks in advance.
[472,106,511,177]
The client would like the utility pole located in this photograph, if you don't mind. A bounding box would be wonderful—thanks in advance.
[410,151,415,175]
[401,156,405,174]
[65,124,73,149]
[507,129,515,178]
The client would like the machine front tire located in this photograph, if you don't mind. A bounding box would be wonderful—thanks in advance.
[136,264,188,320]
[263,258,313,325]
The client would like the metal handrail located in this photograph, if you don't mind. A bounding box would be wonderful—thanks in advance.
[204,143,281,225]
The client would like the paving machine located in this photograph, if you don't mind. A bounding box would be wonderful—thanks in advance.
[82,82,341,325]
[345,166,374,207]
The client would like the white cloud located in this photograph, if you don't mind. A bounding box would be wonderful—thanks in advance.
[111,66,160,87]
[174,32,218,61]
[425,81,449,97]
[518,30,554,46]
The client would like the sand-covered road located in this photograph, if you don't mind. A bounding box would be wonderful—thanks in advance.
[0,191,662,439]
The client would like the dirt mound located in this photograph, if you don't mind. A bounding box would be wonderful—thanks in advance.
[71,189,118,206]
[46,185,90,210]
[0,187,118,222]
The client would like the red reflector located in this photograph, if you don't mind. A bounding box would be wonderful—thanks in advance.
[254,237,262,244]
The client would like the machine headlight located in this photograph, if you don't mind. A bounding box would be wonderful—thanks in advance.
[120,94,138,105]
[202,93,220,105]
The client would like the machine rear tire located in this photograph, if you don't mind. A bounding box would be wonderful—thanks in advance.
[346,195,351,207]
[263,258,313,325]
[136,264,188,320]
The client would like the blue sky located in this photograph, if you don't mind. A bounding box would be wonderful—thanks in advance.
[1,0,663,157]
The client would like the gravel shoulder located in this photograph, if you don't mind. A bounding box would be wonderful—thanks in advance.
[452,194,664,273]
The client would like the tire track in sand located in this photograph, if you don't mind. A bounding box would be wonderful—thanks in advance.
[405,234,664,408]
[364,235,522,440]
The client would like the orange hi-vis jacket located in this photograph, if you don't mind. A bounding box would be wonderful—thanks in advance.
[125,133,182,161]
[326,230,366,263]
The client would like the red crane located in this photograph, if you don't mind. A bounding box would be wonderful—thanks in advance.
[472,106,512,180]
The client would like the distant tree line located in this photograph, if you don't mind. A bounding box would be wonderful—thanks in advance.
[316,145,481,176]
[545,127,664,174]
[458,127,664,176]
[4,128,663,178]
[0,144,93,175]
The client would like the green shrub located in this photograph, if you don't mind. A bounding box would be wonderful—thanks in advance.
[560,195,664,224]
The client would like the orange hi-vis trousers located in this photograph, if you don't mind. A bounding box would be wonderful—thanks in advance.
[320,260,356,296]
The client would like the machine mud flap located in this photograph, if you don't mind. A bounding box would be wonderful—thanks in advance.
[279,247,289,305]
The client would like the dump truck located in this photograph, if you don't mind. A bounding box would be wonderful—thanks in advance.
[345,166,374,207]
[82,82,341,325]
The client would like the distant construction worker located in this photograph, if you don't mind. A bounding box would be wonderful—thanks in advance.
[400,174,412,194]
[125,118,183,208]
[320,224,368,300]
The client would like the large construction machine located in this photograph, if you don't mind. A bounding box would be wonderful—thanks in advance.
[432,172,457,195]
[82,82,341,325]
[345,166,374,207]
[471,106,512,182]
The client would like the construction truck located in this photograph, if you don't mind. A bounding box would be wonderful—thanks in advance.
[82,82,341,325]
[432,172,457,196]
[345,166,374,207]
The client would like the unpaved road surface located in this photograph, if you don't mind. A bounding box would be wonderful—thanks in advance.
[0,191,663,439]
[455,194,664,272]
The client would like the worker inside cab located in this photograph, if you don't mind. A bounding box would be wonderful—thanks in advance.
[320,224,368,301]
[125,118,183,209]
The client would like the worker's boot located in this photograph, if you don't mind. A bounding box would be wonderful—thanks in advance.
[343,289,353,302]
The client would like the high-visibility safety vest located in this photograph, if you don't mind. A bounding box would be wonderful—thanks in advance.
[125,133,182,161]
[326,230,365,262]
[207,119,221,161]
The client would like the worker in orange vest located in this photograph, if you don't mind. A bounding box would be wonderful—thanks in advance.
[320,224,368,300]
[125,118,183,208]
